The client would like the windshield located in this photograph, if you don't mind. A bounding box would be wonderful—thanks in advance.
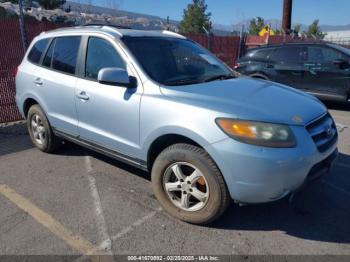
[330,44,350,56]
[122,36,233,86]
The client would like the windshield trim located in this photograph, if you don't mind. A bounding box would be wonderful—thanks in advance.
[329,43,350,56]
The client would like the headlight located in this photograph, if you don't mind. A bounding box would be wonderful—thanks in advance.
[216,118,296,148]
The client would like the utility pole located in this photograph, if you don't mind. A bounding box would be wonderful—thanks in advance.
[202,26,211,51]
[18,0,28,52]
[282,0,293,35]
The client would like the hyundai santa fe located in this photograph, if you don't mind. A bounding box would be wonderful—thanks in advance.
[16,25,338,224]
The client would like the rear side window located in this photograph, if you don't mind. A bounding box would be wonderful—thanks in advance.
[51,36,81,75]
[270,46,304,63]
[85,37,125,80]
[27,38,49,64]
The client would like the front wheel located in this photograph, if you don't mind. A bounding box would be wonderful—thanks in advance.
[151,143,230,225]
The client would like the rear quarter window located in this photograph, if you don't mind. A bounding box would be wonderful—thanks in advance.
[27,38,50,64]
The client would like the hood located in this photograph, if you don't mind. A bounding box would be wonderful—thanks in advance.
[160,77,327,126]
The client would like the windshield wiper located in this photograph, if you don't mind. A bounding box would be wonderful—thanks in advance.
[162,73,236,86]
[203,74,236,83]
[162,78,203,86]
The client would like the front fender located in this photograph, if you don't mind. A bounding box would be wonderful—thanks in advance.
[140,125,216,161]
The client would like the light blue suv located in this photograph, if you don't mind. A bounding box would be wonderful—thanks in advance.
[16,25,338,224]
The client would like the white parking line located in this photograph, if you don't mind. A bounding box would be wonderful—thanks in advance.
[85,155,93,173]
[85,155,113,254]
[0,184,97,255]
[335,123,348,133]
[111,208,162,241]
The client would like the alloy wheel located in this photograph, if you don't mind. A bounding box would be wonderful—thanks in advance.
[31,114,46,145]
[163,162,209,212]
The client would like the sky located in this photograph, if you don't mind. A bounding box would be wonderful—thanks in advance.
[89,0,350,26]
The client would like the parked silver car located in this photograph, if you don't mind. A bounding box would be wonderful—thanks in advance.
[15,25,338,224]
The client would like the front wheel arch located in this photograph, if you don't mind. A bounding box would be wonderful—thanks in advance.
[147,134,202,172]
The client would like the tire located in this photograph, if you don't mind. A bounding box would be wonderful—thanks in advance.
[151,143,230,225]
[251,74,269,81]
[27,104,61,153]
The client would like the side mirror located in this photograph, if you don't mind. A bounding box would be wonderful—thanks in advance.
[333,59,349,69]
[98,67,136,88]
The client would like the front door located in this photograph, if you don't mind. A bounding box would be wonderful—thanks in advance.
[303,45,350,100]
[75,36,142,157]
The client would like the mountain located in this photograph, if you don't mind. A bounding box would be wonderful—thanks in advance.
[320,24,350,32]
[226,18,350,33]
[5,0,348,34]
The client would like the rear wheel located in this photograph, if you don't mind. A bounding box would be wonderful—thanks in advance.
[151,143,230,225]
[27,105,61,153]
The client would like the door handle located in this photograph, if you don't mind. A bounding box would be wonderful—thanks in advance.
[266,64,275,69]
[34,78,43,86]
[76,91,90,101]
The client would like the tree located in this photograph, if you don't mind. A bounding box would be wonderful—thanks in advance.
[38,0,66,10]
[305,19,326,39]
[293,24,302,34]
[248,17,265,36]
[179,0,212,34]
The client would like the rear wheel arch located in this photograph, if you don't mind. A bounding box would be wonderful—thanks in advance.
[23,98,39,118]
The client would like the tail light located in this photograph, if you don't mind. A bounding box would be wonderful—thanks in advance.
[234,62,240,69]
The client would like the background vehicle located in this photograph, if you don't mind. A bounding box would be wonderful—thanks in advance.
[235,43,350,103]
[16,26,337,225]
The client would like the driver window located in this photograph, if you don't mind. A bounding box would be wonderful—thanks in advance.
[85,37,126,80]
[307,46,346,64]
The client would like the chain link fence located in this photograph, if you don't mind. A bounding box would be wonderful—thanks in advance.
[0,18,59,123]
[1,17,343,123]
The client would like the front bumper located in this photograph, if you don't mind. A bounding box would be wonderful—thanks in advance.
[292,149,337,194]
[204,125,338,204]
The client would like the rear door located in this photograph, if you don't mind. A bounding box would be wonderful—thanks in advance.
[303,45,350,100]
[34,36,81,136]
[21,38,50,111]
[269,45,307,89]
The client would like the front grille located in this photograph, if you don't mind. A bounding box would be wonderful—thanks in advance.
[306,113,338,153]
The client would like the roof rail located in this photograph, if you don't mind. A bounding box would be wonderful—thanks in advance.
[162,30,186,39]
[83,22,132,29]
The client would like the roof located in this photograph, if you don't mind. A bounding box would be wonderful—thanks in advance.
[247,41,334,51]
[39,25,185,40]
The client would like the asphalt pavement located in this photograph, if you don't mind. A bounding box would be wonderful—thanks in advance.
[0,102,349,258]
